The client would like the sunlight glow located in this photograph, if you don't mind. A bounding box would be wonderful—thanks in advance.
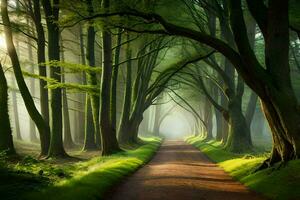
[0,34,6,49]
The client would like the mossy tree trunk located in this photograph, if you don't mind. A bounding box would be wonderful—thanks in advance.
[32,0,50,145]
[86,0,101,147]
[42,0,67,157]
[118,34,132,145]
[111,30,122,138]
[225,76,252,152]
[0,64,15,154]
[83,96,97,150]
[100,0,121,155]
[60,42,75,149]
[229,0,300,165]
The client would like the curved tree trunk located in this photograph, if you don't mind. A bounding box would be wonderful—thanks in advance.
[0,64,15,154]
[26,24,38,143]
[33,0,50,147]
[1,0,50,156]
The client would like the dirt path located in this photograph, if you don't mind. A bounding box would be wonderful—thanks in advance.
[104,141,265,200]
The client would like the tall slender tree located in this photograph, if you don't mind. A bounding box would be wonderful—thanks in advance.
[0,63,15,154]
[42,0,66,157]
[100,0,121,155]
[1,0,50,157]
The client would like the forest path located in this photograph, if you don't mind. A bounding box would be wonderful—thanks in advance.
[104,141,265,200]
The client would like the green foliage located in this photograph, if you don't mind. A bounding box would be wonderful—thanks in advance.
[24,138,161,200]
[289,0,300,29]
[46,61,101,74]
[22,61,101,94]
[187,136,300,200]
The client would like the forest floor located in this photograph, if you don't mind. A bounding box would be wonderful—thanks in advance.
[0,138,161,200]
[187,136,300,200]
[105,141,265,200]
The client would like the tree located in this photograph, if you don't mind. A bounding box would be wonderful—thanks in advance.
[1,0,50,157]
[32,0,50,131]
[60,39,75,149]
[101,0,300,165]
[85,0,101,147]
[100,0,121,155]
[42,0,67,157]
[0,63,15,154]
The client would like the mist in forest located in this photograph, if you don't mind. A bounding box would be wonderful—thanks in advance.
[0,0,300,199]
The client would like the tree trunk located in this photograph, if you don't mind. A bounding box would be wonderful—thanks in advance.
[11,80,21,140]
[0,64,15,154]
[111,30,122,136]
[78,23,87,144]
[118,34,132,144]
[60,44,75,149]
[83,95,97,150]
[33,0,50,137]
[245,92,258,126]
[100,0,120,155]
[152,101,162,136]
[225,98,252,152]
[42,0,66,157]
[86,0,101,147]
[26,24,38,143]
[203,99,213,140]
[2,0,50,156]
[225,75,252,152]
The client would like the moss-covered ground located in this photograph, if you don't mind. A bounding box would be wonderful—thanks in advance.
[0,137,161,200]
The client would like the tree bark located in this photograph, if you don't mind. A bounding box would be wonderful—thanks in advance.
[229,0,300,165]
[111,30,122,139]
[100,0,121,155]
[83,95,97,150]
[118,34,133,144]
[0,64,15,154]
[42,0,66,157]
[26,22,38,143]
[86,0,101,147]
[11,80,21,140]
[60,43,75,149]
[2,0,50,156]
[33,0,50,135]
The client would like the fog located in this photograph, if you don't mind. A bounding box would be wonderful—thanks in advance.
[159,110,193,140]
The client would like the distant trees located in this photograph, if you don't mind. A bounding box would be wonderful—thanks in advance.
[100,0,300,166]
[1,0,298,169]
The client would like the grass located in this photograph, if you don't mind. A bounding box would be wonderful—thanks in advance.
[1,137,161,200]
[186,135,300,200]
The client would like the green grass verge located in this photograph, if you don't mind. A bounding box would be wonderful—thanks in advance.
[186,135,300,200]
[1,137,161,200]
